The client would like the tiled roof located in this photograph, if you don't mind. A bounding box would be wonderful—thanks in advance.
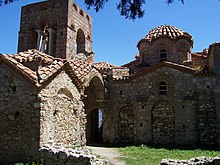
[131,61,196,78]
[68,59,93,81]
[1,49,65,86]
[112,61,213,82]
[93,62,117,74]
[137,25,193,47]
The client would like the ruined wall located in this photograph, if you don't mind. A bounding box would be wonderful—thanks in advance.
[104,66,219,147]
[39,70,86,147]
[0,63,40,164]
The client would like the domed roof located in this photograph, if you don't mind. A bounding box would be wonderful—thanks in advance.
[137,25,193,47]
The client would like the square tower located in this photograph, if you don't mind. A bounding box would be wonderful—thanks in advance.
[18,0,93,60]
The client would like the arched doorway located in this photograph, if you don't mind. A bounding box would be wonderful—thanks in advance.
[83,76,104,144]
[119,106,134,143]
[152,100,175,145]
[86,109,103,143]
[76,29,85,53]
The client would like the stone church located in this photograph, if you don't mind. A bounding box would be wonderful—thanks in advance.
[1,0,220,163]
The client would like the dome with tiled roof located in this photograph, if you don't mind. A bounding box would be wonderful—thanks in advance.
[137,25,193,47]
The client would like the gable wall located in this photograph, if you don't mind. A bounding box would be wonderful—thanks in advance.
[39,70,86,147]
[0,63,40,164]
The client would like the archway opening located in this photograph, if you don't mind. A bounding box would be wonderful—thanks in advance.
[86,109,103,143]
[76,29,85,54]
[83,76,104,144]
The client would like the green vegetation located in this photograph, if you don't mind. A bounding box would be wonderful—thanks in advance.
[118,145,220,165]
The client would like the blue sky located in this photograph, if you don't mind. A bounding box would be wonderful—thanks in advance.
[0,0,219,66]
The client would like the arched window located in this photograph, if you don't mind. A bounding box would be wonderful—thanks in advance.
[76,29,85,53]
[160,49,167,61]
[159,81,167,95]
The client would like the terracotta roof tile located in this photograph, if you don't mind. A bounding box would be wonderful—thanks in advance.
[93,62,118,74]
[1,49,65,86]
[137,25,193,47]
[68,59,93,81]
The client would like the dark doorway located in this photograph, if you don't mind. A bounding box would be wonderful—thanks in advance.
[86,109,103,144]
[83,76,104,144]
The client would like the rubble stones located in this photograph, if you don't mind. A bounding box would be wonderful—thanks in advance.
[39,144,109,165]
[161,156,220,165]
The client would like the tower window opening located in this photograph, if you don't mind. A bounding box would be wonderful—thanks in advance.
[76,29,85,53]
[160,49,167,61]
[80,10,84,17]
[159,81,167,95]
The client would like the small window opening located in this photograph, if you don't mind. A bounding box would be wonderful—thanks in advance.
[160,49,167,61]
[182,124,185,129]
[140,123,143,127]
[120,90,123,96]
[207,85,211,89]
[142,105,145,109]
[80,10,84,17]
[15,111,20,117]
[73,4,77,11]
[86,15,90,22]
[53,109,59,116]
[159,81,167,95]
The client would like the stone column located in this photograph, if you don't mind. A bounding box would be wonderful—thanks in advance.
[47,28,56,55]
[35,30,44,51]
[41,37,48,53]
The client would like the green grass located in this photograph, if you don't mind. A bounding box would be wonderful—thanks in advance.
[118,145,220,165]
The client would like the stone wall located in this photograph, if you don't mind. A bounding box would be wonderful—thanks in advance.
[138,38,191,66]
[109,68,129,79]
[104,66,219,147]
[18,0,92,61]
[0,63,40,164]
[39,70,86,147]
[38,144,109,165]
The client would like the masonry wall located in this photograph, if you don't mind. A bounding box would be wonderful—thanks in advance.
[39,70,86,147]
[138,38,191,66]
[18,0,68,57]
[0,63,40,164]
[103,67,219,147]
[18,0,92,60]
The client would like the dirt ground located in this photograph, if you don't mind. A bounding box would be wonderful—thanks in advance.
[87,146,126,165]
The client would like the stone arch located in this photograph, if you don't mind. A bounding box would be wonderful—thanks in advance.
[83,73,105,144]
[119,106,134,143]
[152,39,174,61]
[76,29,85,54]
[152,100,175,145]
[176,39,191,62]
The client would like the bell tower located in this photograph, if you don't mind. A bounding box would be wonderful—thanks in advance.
[18,0,93,62]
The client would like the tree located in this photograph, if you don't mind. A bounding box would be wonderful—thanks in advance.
[0,0,15,6]
[1,0,185,19]
[85,0,184,19]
